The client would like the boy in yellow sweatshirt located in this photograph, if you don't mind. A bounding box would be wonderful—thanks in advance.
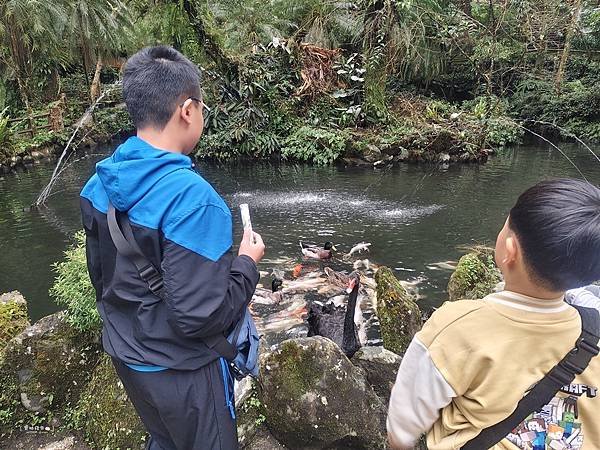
[387,178,600,450]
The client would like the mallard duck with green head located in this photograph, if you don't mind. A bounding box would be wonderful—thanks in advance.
[299,241,337,260]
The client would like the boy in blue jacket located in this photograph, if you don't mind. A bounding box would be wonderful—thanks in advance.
[80,46,265,450]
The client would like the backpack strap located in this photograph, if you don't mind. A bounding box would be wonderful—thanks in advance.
[106,202,238,361]
[108,203,165,297]
[461,304,600,450]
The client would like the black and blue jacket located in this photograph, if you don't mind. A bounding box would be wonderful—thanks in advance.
[80,136,259,370]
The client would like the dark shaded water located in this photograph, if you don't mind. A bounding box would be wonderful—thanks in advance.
[1,139,599,321]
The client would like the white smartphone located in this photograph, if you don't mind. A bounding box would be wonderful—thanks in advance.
[240,203,253,234]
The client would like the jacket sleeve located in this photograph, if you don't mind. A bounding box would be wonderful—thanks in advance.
[566,286,600,312]
[160,203,259,338]
[387,337,456,448]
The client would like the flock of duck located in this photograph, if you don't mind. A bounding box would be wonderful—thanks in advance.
[251,240,375,357]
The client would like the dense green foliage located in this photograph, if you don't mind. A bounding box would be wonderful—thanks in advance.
[49,231,100,333]
[1,0,599,164]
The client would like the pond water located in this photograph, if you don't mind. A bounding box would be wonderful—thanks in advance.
[1,138,599,321]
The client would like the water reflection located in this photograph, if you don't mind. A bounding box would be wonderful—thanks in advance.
[0,138,598,321]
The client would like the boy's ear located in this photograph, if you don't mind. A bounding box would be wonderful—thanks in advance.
[179,98,194,125]
[504,232,519,266]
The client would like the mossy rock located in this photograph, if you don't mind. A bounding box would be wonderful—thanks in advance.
[0,291,29,351]
[374,267,422,356]
[447,248,502,301]
[259,337,386,449]
[236,377,267,448]
[0,312,101,437]
[71,353,145,450]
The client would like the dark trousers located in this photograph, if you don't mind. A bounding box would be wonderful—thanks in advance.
[112,357,239,450]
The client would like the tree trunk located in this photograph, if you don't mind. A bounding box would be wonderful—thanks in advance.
[555,0,583,94]
[8,28,31,110]
[180,0,239,81]
[362,0,388,123]
[90,56,103,103]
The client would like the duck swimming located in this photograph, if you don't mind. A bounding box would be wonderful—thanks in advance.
[251,277,284,306]
[307,271,361,357]
[300,241,336,260]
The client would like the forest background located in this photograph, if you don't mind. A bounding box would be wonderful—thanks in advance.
[1,0,599,165]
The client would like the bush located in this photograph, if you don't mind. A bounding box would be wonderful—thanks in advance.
[485,116,523,148]
[50,231,101,333]
[510,77,600,142]
[281,126,349,165]
[94,106,133,137]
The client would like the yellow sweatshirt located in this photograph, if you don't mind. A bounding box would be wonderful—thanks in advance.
[387,290,600,450]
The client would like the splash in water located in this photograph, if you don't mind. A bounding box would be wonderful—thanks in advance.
[231,190,444,223]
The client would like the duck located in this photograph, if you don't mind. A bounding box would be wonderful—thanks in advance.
[307,271,361,357]
[300,241,336,260]
[324,266,350,289]
[251,277,284,306]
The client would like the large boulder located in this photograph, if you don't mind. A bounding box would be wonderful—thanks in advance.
[375,267,422,356]
[351,346,402,402]
[447,248,502,301]
[0,312,101,436]
[259,337,387,449]
[0,291,30,351]
[72,353,146,450]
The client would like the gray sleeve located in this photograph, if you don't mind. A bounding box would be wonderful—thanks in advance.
[565,285,600,312]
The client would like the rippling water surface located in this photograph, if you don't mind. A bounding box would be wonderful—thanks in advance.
[1,138,599,320]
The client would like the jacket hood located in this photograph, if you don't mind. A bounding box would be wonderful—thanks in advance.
[96,136,192,210]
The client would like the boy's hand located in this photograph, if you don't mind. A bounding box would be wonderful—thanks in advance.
[238,229,265,263]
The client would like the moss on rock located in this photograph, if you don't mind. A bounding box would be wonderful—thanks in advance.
[447,248,502,301]
[0,312,101,437]
[375,267,422,356]
[0,291,29,350]
[71,353,145,450]
[259,337,386,449]
[236,378,267,448]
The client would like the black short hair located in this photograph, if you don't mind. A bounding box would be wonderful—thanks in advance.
[509,178,600,291]
[122,46,201,130]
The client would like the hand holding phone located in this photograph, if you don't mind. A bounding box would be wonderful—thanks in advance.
[240,203,253,233]
[238,204,265,263]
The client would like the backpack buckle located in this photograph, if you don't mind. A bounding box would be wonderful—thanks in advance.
[548,364,574,387]
[139,264,164,294]
[556,337,600,379]
[229,361,245,381]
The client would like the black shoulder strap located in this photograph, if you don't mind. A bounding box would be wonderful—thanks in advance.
[461,304,600,450]
[108,203,165,297]
[106,202,238,361]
